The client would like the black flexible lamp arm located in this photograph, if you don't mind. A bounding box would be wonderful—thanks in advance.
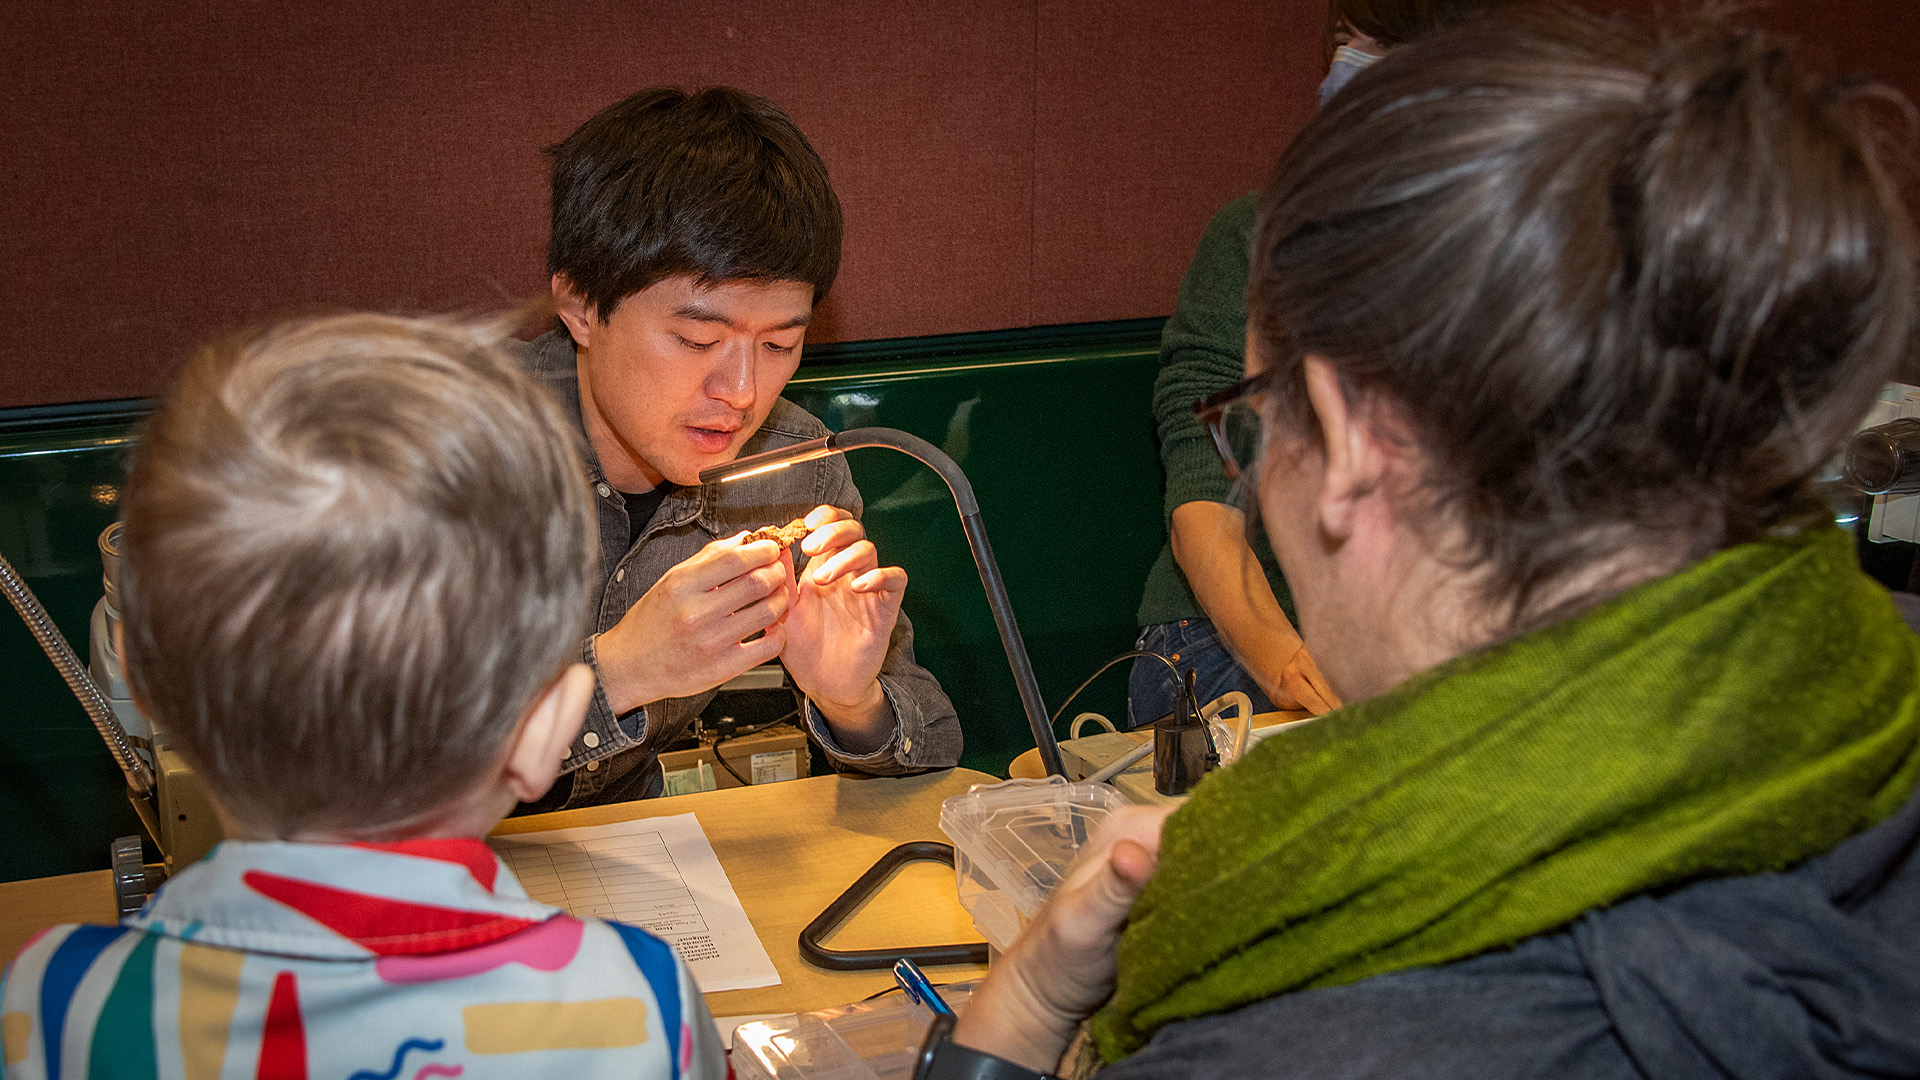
[701,427,1064,777]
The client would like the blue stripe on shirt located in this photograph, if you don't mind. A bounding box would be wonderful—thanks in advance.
[40,925,127,1079]
[610,922,683,1080]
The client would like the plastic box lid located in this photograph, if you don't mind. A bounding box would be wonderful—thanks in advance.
[938,776,1127,952]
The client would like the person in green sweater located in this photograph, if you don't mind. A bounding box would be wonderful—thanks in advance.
[1131,0,1522,726]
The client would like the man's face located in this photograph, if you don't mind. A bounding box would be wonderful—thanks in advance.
[560,275,813,489]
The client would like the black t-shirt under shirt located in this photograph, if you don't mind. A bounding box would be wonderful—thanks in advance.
[620,484,676,553]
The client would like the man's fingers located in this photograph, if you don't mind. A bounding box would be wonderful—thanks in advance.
[808,538,880,584]
[696,560,787,619]
[704,627,784,688]
[755,582,793,626]
[804,503,852,530]
[1288,647,1342,714]
[745,623,786,664]
[678,532,786,591]
[849,566,907,594]
[779,548,800,604]
[799,515,864,558]
[1282,672,1331,715]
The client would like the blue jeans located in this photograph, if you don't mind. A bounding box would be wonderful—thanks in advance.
[1127,618,1275,730]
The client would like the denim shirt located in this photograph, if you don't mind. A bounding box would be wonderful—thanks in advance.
[522,331,962,806]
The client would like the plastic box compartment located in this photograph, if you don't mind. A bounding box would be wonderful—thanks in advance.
[938,777,1127,952]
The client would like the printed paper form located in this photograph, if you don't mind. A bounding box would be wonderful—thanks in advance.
[489,812,780,992]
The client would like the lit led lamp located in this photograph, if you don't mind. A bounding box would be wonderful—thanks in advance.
[700,426,1065,778]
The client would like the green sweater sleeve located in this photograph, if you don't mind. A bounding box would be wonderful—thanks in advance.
[1153,193,1260,525]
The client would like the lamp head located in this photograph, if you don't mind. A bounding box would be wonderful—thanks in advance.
[699,435,837,486]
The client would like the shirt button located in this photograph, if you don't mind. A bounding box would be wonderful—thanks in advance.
[585,760,600,772]
[583,731,600,749]
[902,736,913,755]
[615,568,626,583]
[595,482,613,498]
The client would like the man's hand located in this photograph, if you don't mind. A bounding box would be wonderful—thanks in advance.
[1273,641,1338,715]
[779,505,905,750]
[594,534,794,716]
[1171,499,1341,715]
[951,805,1174,1074]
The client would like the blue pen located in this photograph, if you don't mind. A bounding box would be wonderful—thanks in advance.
[892,958,954,1017]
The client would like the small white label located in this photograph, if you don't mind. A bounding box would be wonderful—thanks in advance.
[663,761,717,796]
[749,749,798,785]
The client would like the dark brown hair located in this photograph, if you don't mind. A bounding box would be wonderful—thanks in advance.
[547,86,844,322]
[119,312,597,837]
[1252,5,1917,628]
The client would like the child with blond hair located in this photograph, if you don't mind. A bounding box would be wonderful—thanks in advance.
[2,312,724,1078]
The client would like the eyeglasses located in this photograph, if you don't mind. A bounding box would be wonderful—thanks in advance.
[1192,369,1273,482]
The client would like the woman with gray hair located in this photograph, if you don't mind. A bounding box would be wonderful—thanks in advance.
[950,7,1920,1078]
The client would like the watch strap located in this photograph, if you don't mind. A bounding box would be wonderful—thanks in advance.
[923,1038,1060,1080]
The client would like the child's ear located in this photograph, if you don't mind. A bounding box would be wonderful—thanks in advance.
[502,664,595,805]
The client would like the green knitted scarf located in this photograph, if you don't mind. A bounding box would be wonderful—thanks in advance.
[1093,524,1920,1059]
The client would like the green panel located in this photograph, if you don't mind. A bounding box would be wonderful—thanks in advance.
[0,421,147,882]
[786,339,1166,775]
[0,323,1169,882]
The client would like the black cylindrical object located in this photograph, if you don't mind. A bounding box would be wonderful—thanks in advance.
[1846,417,1920,496]
[1154,671,1212,796]
[1153,715,1211,796]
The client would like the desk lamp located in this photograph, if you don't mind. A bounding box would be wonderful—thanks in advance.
[700,426,1064,778]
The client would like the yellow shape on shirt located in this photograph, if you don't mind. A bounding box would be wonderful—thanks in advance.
[3,1011,31,1066]
[463,997,650,1053]
[177,942,247,1080]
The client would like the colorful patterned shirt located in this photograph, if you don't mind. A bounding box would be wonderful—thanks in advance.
[1,838,725,1079]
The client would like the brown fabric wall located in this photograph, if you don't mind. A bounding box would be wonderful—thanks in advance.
[2,0,1914,409]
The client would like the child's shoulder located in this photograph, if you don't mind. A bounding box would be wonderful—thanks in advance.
[3,917,722,1079]
[4,920,141,994]
[3,921,156,1078]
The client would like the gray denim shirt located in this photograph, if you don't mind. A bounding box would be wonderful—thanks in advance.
[521,330,963,807]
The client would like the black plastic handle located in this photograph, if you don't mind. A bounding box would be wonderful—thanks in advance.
[797,840,992,971]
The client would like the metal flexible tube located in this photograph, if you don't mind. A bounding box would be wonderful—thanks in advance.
[0,548,152,794]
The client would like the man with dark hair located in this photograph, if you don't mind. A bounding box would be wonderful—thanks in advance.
[521,86,961,809]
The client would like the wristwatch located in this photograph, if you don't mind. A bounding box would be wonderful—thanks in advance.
[911,1013,1061,1080]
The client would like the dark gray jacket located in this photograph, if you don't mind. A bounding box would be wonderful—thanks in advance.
[1104,781,1920,1079]
[521,330,962,807]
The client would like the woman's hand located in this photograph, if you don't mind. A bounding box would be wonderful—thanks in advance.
[950,805,1174,1074]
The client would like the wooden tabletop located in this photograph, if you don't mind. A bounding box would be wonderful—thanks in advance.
[2,769,999,1019]
[495,768,996,1017]
[0,867,118,964]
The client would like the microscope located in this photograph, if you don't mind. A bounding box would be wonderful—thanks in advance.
[0,523,219,912]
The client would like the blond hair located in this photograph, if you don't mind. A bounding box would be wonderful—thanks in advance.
[119,311,595,837]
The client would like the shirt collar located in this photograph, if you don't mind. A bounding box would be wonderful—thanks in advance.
[526,329,607,487]
[127,838,561,960]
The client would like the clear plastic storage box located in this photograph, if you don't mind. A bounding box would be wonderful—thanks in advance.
[938,776,1128,952]
[731,981,977,1080]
